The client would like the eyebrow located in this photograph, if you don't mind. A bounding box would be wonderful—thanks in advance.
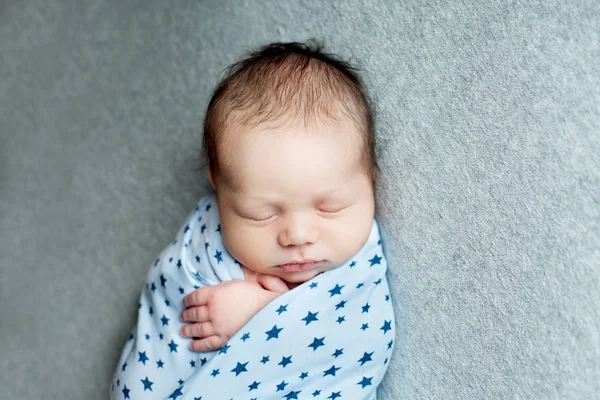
[243,187,344,204]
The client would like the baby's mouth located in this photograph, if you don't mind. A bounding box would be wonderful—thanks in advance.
[277,260,322,272]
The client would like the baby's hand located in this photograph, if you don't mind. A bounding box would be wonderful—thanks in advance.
[179,275,289,352]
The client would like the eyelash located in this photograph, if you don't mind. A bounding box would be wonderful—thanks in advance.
[242,207,345,222]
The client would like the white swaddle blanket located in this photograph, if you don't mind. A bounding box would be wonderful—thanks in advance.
[111,194,395,400]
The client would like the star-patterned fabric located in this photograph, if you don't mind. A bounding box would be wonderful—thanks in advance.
[111,194,395,399]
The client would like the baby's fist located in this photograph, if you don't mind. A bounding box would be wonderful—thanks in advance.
[179,279,284,352]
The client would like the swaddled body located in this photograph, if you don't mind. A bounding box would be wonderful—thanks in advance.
[111,194,394,399]
[111,40,396,399]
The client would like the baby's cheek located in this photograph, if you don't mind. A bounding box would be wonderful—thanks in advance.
[223,227,269,267]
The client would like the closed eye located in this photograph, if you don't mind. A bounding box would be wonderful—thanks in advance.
[317,207,346,214]
[242,214,276,222]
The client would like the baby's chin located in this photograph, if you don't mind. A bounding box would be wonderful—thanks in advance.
[275,263,341,285]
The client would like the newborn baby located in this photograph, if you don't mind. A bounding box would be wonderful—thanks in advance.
[111,41,394,400]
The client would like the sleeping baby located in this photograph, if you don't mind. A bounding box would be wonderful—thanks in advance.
[111,40,395,400]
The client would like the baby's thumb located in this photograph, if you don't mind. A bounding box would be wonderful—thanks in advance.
[256,274,290,294]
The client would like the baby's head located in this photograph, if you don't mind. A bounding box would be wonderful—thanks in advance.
[201,41,377,283]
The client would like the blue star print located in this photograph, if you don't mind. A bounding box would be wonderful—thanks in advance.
[302,311,319,325]
[265,325,283,340]
[231,361,248,376]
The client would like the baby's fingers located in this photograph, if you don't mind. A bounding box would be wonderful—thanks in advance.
[180,305,209,323]
[189,335,226,352]
[182,287,212,308]
[180,321,216,339]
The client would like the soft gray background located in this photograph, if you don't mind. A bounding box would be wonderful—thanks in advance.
[1,0,598,399]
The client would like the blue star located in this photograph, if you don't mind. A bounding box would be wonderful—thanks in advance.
[336,316,345,324]
[214,250,223,264]
[248,381,261,391]
[178,287,184,294]
[374,278,382,285]
[368,254,382,266]
[154,258,160,266]
[159,333,164,340]
[178,379,184,385]
[150,282,156,292]
[164,299,170,307]
[358,351,374,365]
[190,360,196,368]
[361,323,369,330]
[145,333,150,340]
[148,306,153,316]
[141,376,154,391]
[138,351,149,365]
[335,300,346,310]
[241,332,250,341]
[218,343,231,354]
[349,261,356,267]
[265,325,283,341]
[168,339,178,353]
[184,224,190,233]
[216,224,221,233]
[161,315,169,326]
[205,241,209,249]
[231,361,249,376]
[381,320,392,334]
[332,349,344,358]
[299,372,309,379]
[193,271,202,280]
[201,224,207,233]
[328,391,342,399]
[357,376,373,388]
[260,356,270,364]
[121,362,127,371]
[284,391,301,399]
[205,203,212,211]
[121,385,130,399]
[276,380,288,392]
[308,336,326,351]
[312,390,321,397]
[302,311,319,325]
[177,259,182,268]
[129,333,134,341]
[278,355,293,368]
[385,294,390,302]
[356,282,364,289]
[157,359,164,368]
[387,340,394,350]
[195,255,200,263]
[328,284,344,297]
[276,304,288,315]
[200,357,207,366]
[160,274,167,288]
[362,303,371,313]
[211,369,220,377]
[168,387,183,399]
[169,257,173,263]
[323,365,341,377]
[309,282,318,289]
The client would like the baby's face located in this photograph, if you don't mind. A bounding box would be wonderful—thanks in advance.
[210,119,375,284]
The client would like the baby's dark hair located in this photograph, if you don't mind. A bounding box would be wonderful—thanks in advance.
[201,40,376,187]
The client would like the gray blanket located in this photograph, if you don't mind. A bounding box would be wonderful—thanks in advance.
[1,0,598,399]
